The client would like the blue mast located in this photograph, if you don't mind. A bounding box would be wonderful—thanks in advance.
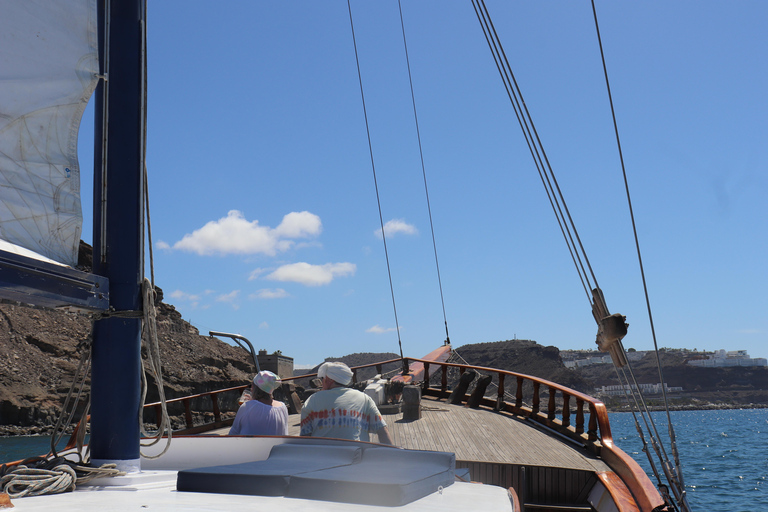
[90,0,145,470]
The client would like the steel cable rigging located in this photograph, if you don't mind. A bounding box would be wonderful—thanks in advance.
[471,0,600,307]
[345,0,406,370]
[589,2,689,510]
[396,0,452,346]
[471,1,690,510]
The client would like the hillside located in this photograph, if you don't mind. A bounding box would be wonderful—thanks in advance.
[0,299,765,434]
[452,339,592,392]
[572,349,768,409]
[0,290,254,433]
[451,341,768,410]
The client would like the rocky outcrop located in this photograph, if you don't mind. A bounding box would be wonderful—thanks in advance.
[1,303,765,435]
[0,293,253,433]
[452,339,593,392]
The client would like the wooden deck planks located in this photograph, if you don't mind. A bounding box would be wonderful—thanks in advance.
[385,397,610,472]
[284,396,608,473]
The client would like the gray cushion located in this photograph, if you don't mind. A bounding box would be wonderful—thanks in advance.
[287,447,456,506]
[176,443,362,496]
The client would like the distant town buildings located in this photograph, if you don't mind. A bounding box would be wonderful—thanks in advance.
[561,348,767,369]
[686,349,767,368]
[562,350,648,369]
[594,382,683,396]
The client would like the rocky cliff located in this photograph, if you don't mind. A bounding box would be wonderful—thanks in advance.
[0,291,253,434]
[1,300,765,434]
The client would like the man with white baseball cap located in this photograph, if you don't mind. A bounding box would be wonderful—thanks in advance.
[229,370,289,436]
[299,362,393,444]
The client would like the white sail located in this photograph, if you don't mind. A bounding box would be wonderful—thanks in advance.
[0,0,99,266]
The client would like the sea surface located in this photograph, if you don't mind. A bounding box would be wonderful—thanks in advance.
[609,408,767,511]
[1,409,765,511]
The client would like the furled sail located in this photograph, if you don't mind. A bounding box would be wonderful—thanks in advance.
[0,0,99,266]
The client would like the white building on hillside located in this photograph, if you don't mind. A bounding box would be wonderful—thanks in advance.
[687,349,767,368]
[595,383,683,396]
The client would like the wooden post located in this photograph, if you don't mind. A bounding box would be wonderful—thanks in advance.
[547,386,556,421]
[496,373,505,411]
[441,365,448,394]
[184,400,193,429]
[212,393,221,423]
[575,399,585,434]
[562,393,571,427]
[588,403,598,441]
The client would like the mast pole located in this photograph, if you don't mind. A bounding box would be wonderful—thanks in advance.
[90,0,145,472]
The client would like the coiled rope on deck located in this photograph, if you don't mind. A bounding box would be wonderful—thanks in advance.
[0,465,76,498]
[0,460,123,498]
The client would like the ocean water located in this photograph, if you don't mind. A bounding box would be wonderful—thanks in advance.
[0,435,72,465]
[609,409,768,512]
[2,409,765,511]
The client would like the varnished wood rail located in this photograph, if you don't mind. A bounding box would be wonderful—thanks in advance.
[144,384,248,432]
[140,355,660,510]
[143,357,609,453]
[144,356,612,447]
[142,357,406,431]
[410,357,613,449]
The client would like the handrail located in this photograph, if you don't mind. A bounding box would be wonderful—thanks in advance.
[140,354,660,509]
[146,356,611,446]
[409,357,613,445]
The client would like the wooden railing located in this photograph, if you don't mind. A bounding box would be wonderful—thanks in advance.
[146,356,611,448]
[412,357,614,449]
[143,355,661,510]
[144,384,248,434]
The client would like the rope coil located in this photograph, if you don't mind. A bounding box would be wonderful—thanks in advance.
[0,465,76,498]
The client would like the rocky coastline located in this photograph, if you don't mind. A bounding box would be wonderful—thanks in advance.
[1,298,765,438]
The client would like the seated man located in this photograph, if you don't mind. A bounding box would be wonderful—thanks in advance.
[229,370,289,436]
[300,362,392,444]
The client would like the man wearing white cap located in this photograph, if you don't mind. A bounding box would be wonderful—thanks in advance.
[300,362,393,444]
[229,371,289,436]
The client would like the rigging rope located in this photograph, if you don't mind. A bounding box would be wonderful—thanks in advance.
[49,337,92,464]
[138,278,173,458]
[396,0,451,345]
[138,3,171,456]
[0,465,76,498]
[137,0,172,459]
[0,459,123,499]
[590,2,688,510]
[470,2,687,510]
[346,0,406,370]
[471,0,599,306]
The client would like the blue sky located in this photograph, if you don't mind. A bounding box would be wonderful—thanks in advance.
[79,1,768,367]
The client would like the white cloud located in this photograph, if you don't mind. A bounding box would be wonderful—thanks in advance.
[376,219,418,238]
[173,210,322,256]
[250,288,289,299]
[248,268,269,281]
[273,211,322,238]
[216,290,241,309]
[266,262,356,286]
[169,290,200,302]
[259,322,269,329]
[366,325,399,334]
[156,240,171,251]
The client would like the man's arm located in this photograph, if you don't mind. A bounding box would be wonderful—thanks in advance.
[376,426,393,445]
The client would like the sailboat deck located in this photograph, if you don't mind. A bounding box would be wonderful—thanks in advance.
[286,395,609,473]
